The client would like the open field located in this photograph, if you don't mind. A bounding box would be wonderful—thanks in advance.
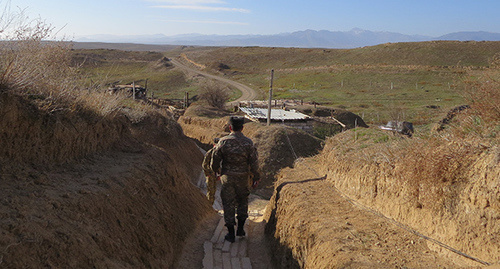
[181,41,500,124]
[72,41,500,126]
[72,49,197,99]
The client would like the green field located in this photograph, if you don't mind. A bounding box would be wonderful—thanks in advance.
[182,41,499,124]
[73,41,500,125]
[73,49,196,99]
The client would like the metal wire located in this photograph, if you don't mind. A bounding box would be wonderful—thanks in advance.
[278,120,492,266]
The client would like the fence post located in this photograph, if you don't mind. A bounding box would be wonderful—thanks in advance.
[267,69,274,126]
[133,81,136,100]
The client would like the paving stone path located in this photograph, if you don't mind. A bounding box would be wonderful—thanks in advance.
[195,165,271,269]
[202,216,253,269]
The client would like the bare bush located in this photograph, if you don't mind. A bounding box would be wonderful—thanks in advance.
[198,80,230,109]
[0,3,75,94]
[0,2,132,116]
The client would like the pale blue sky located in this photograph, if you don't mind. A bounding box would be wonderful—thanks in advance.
[9,0,500,38]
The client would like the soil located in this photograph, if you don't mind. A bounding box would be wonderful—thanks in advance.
[0,93,214,268]
[264,158,478,268]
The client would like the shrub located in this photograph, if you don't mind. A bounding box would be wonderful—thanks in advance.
[0,3,127,116]
[0,5,75,95]
[198,80,230,109]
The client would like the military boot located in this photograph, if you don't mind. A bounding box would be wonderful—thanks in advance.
[236,219,246,236]
[225,225,235,243]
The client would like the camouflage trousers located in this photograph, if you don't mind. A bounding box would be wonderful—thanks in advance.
[205,174,217,205]
[220,174,250,227]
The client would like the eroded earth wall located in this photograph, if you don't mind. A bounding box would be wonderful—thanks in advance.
[0,93,214,268]
[265,129,499,267]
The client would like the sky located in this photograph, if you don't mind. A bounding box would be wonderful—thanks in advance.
[7,0,500,38]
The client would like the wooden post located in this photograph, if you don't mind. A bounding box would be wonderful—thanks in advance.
[267,69,274,126]
[354,118,358,141]
[133,81,136,100]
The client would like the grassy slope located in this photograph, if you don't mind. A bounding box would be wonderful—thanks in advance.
[73,41,499,125]
[73,49,194,99]
[184,41,500,125]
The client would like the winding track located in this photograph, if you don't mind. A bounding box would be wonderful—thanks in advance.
[170,58,259,102]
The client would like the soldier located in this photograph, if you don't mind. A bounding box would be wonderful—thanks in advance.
[202,138,220,205]
[211,116,260,243]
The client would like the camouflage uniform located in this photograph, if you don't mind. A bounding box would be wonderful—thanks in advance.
[211,132,259,227]
[202,147,217,205]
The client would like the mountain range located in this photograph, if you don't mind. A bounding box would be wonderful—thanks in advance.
[75,28,500,49]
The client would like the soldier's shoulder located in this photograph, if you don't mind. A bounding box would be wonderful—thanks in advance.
[236,134,254,146]
[218,134,234,143]
[241,135,254,144]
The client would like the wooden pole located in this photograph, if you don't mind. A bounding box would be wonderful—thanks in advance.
[133,81,136,100]
[267,69,274,126]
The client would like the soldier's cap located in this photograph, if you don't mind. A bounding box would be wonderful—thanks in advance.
[229,116,245,126]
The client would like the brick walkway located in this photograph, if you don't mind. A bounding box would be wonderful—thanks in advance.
[202,216,253,269]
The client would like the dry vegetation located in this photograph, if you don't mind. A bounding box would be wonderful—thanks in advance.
[198,80,231,109]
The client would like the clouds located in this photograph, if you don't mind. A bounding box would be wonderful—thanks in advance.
[149,0,250,13]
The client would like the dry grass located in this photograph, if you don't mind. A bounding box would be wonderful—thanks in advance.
[0,5,179,165]
[0,4,173,119]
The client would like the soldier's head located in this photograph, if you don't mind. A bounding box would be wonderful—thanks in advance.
[229,116,244,132]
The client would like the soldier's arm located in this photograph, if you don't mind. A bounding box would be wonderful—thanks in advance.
[211,144,222,174]
[202,149,214,176]
[248,146,260,182]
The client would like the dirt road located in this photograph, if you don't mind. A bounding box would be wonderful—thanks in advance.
[170,58,259,102]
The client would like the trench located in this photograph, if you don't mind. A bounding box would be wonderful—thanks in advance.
[175,143,275,269]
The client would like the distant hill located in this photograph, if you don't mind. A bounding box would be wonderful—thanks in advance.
[180,41,500,70]
[76,28,500,49]
[436,31,500,41]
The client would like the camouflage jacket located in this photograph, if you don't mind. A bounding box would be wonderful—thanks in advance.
[202,147,216,177]
[211,132,259,180]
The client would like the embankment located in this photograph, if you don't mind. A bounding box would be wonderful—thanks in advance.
[265,127,499,267]
[318,130,499,264]
[0,93,214,268]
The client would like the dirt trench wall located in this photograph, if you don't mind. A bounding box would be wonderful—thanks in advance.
[0,92,214,268]
[318,137,500,264]
[178,115,230,147]
[178,114,323,188]
[0,93,128,166]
